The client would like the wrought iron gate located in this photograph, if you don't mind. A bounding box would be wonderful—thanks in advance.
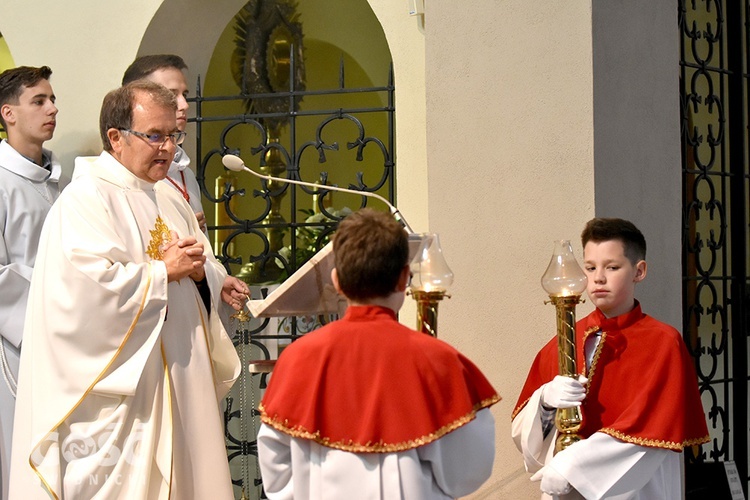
[188,61,396,499]
[680,0,750,496]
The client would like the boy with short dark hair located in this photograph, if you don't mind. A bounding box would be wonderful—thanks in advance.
[512,217,709,499]
[0,65,63,499]
[257,208,500,499]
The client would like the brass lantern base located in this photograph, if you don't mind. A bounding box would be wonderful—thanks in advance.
[546,294,584,453]
[554,404,584,453]
[410,289,450,337]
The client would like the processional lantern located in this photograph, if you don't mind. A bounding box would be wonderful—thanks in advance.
[541,239,588,453]
[409,233,454,337]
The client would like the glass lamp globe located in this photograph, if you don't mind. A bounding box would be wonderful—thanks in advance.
[410,233,454,292]
[541,240,587,297]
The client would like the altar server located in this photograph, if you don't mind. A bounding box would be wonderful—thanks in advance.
[512,217,709,499]
[258,208,500,499]
[0,65,63,500]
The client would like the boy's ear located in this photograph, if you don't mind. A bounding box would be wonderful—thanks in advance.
[634,260,647,282]
[330,268,343,295]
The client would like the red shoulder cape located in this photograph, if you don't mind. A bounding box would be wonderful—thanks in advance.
[512,302,709,451]
[260,305,500,453]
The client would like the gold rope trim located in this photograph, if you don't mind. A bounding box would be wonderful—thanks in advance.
[600,427,710,451]
[261,394,500,453]
[584,328,605,392]
[30,264,155,500]
[511,396,531,421]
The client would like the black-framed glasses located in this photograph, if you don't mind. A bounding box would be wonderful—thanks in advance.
[119,129,186,146]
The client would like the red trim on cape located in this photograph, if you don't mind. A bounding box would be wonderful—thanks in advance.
[260,305,500,453]
[512,302,709,451]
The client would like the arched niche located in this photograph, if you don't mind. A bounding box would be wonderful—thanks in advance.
[136,0,395,268]
[136,0,392,172]
[137,0,390,94]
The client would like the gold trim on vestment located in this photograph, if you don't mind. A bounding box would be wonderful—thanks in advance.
[147,216,172,260]
[511,326,707,452]
[260,394,501,453]
[584,327,605,392]
[511,397,531,421]
[161,345,174,497]
[29,264,155,500]
[600,427,710,451]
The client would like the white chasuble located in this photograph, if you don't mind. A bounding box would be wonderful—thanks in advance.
[9,152,240,499]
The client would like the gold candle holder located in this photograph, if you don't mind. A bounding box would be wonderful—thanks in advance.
[547,294,584,452]
[411,289,450,337]
[541,239,588,453]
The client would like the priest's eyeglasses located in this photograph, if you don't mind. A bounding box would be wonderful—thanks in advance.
[120,129,186,147]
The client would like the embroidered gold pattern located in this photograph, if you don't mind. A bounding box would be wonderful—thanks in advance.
[147,216,172,260]
[261,395,501,453]
[601,427,710,451]
[511,396,532,421]
[585,327,605,394]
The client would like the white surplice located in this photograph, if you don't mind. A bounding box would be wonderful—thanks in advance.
[166,147,203,216]
[0,139,63,500]
[257,408,496,500]
[511,387,679,499]
[9,151,240,499]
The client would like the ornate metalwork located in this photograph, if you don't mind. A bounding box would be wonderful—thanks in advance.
[679,0,750,495]
[191,54,395,498]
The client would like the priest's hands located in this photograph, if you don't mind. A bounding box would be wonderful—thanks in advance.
[530,463,572,496]
[222,276,250,311]
[162,231,206,282]
[541,375,588,409]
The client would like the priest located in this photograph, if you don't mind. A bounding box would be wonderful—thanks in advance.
[9,80,244,499]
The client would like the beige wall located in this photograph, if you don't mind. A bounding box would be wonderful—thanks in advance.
[423,2,595,497]
[0,1,160,167]
[0,0,683,498]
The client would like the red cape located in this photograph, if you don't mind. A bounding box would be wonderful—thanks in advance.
[512,302,709,451]
[260,305,500,453]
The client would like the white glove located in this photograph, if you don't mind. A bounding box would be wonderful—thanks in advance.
[540,374,587,409]
[530,465,572,496]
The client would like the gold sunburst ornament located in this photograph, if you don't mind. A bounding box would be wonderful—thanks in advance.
[146,216,173,260]
[230,0,306,130]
